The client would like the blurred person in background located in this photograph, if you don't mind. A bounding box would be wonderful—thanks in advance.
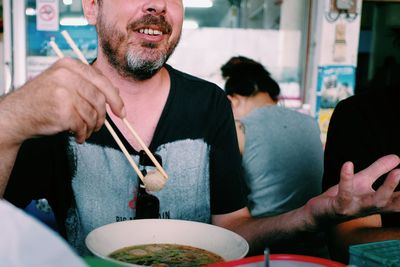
[323,86,400,263]
[221,56,327,257]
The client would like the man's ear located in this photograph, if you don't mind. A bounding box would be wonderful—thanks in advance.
[82,0,99,25]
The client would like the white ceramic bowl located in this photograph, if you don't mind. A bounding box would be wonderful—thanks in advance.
[85,219,249,266]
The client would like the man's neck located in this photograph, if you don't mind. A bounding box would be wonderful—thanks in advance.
[93,55,171,150]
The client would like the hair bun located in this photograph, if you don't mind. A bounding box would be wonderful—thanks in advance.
[221,56,270,79]
[221,56,280,100]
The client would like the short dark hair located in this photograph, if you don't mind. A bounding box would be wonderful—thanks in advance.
[221,56,280,101]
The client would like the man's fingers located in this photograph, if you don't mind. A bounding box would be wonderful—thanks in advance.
[373,169,400,208]
[75,127,87,144]
[73,94,99,138]
[31,58,126,142]
[64,59,126,118]
[328,156,400,220]
[54,59,120,135]
[59,58,126,118]
[75,83,106,131]
[69,112,88,144]
[87,66,125,118]
[53,68,103,135]
[355,154,400,185]
[338,161,354,198]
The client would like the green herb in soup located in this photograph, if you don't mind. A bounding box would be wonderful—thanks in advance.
[109,243,225,266]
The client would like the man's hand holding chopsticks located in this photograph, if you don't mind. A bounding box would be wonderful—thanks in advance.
[1,58,125,144]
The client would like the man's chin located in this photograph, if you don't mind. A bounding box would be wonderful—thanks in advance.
[136,69,161,81]
[125,63,164,81]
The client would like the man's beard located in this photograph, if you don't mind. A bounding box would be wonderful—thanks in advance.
[97,13,180,81]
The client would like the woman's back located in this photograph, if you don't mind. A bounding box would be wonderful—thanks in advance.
[241,105,323,217]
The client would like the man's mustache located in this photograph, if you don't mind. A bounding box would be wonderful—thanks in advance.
[128,15,172,34]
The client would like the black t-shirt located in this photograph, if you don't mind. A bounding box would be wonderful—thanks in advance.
[323,88,400,226]
[5,65,246,253]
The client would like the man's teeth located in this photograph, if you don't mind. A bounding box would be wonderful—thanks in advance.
[139,29,163,35]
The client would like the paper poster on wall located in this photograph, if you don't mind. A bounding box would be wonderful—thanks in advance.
[318,108,334,148]
[316,65,355,110]
[36,0,59,32]
[316,65,356,145]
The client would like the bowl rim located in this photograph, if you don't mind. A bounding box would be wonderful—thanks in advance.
[85,219,249,266]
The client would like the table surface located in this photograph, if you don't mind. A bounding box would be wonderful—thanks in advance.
[208,254,346,267]
[84,254,347,267]
[83,257,124,267]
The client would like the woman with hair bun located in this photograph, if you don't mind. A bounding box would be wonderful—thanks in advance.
[221,56,327,256]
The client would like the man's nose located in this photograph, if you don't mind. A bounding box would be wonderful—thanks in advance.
[143,0,167,15]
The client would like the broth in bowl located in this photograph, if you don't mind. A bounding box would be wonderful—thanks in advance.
[109,243,224,266]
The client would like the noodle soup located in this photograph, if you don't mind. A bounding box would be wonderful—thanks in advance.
[109,243,225,266]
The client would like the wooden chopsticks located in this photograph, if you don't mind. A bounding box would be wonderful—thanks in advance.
[49,30,168,182]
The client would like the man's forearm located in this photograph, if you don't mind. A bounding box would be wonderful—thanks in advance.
[0,94,25,197]
[232,207,315,254]
[0,146,19,196]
